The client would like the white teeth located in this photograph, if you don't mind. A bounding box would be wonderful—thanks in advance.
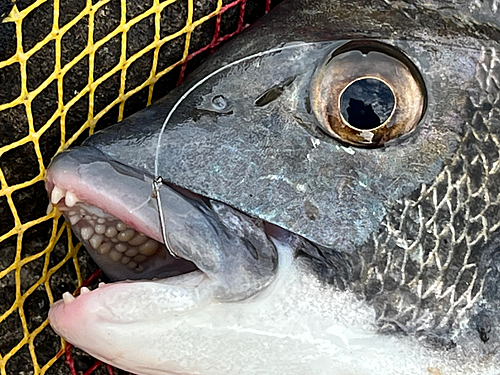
[51,186,65,204]
[69,215,81,225]
[95,224,106,234]
[97,242,112,254]
[128,233,147,246]
[134,255,147,263]
[80,286,90,295]
[115,243,127,253]
[125,248,138,257]
[139,239,159,256]
[65,191,79,207]
[89,234,104,249]
[81,227,94,241]
[117,228,135,242]
[127,261,138,270]
[116,222,127,231]
[98,282,106,288]
[109,250,122,261]
[51,189,159,271]
[105,227,118,238]
[62,292,75,304]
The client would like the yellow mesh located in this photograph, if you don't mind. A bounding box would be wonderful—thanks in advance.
[0,0,269,372]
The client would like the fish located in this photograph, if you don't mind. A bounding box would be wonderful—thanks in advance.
[44,0,500,374]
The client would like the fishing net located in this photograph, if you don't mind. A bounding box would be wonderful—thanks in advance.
[0,0,275,373]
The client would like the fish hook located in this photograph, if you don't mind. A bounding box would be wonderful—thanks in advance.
[151,176,179,259]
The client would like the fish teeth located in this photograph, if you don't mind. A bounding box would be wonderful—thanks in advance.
[125,248,138,257]
[134,255,146,263]
[69,215,81,225]
[95,224,106,234]
[89,234,104,249]
[116,222,127,231]
[115,243,128,253]
[139,239,159,256]
[81,227,94,241]
[65,191,79,207]
[80,286,91,295]
[128,233,147,246]
[127,261,138,269]
[117,228,135,242]
[109,250,122,261]
[51,186,65,204]
[46,202,53,215]
[105,226,118,238]
[97,242,112,254]
[62,292,75,304]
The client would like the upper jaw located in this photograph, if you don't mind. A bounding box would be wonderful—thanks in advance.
[46,146,200,281]
[45,145,280,301]
[46,146,163,243]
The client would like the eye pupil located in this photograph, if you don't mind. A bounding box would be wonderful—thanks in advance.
[346,98,380,129]
[340,78,395,130]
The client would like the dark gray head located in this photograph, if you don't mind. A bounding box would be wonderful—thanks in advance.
[46,0,500,373]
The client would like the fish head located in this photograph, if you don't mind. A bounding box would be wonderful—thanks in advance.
[46,0,500,374]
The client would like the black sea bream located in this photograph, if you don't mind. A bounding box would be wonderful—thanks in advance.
[46,0,500,373]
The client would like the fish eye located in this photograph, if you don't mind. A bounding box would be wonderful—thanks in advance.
[311,40,427,147]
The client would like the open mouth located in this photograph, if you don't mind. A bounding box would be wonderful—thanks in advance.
[48,186,198,280]
[44,145,210,283]
[45,146,280,298]
[45,144,286,374]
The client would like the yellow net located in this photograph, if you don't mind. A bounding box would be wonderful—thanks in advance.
[0,0,272,373]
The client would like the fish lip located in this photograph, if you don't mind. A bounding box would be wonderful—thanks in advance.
[45,146,283,284]
[45,146,206,280]
[48,270,216,369]
[46,146,165,243]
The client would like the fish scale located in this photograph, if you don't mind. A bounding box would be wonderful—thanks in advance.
[348,45,500,342]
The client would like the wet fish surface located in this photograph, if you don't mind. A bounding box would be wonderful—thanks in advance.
[45,0,500,374]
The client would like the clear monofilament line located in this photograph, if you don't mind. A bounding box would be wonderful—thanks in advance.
[151,42,320,255]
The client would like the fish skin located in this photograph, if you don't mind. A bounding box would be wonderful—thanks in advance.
[83,0,489,251]
[47,0,500,373]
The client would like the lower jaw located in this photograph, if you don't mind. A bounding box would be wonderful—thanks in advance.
[58,201,197,281]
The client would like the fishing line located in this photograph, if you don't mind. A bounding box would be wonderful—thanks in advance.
[151,41,320,257]
[129,195,151,213]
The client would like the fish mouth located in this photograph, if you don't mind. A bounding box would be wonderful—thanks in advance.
[45,145,279,294]
[46,149,199,282]
[48,189,199,281]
